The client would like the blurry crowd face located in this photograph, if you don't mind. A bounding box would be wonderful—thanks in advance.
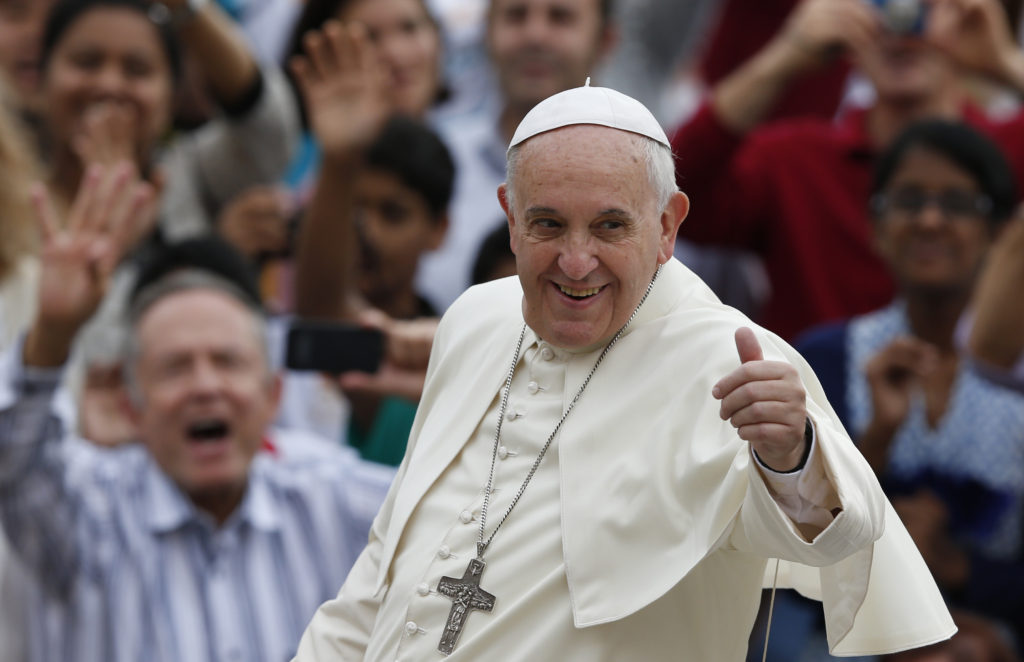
[855,32,951,106]
[487,0,611,112]
[501,126,683,350]
[42,6,174,165]
[132,289,280,516]
[340,0,442,117]
[0,0,54,113]
[874,146,995,295]
[354,167,447,308]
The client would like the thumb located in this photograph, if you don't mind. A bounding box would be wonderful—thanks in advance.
[735,327,764,364]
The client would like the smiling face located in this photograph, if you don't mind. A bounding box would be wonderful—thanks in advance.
[340,0,441,117]
[873,146,996,295]
[487,0,612,113]
[130,289,280,517]
[499,125,687,349]
[42,6,173,165]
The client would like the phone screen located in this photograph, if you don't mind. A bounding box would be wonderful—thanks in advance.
[285,321,385,374]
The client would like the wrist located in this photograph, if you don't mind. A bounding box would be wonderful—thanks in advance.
[23,323,77,368]
[756,419,814,473]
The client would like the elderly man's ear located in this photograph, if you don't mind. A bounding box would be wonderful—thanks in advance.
[658,191,690,264]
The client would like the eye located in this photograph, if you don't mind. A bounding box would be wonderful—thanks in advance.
[123,57,154,79]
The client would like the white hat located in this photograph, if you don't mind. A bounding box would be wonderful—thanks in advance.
[508,78,670,152]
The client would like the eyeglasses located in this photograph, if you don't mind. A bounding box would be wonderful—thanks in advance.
[871,188,993,222]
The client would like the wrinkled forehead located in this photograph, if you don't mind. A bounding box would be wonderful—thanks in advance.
[133,288,266,357]
[511,124,650,182]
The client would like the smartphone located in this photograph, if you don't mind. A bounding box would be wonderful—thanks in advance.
[285,320,385,374]
[869,0,927,35]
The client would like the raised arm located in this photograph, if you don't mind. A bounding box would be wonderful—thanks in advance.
[969,211,1024,370]
[0,163,155,593]
[709,0,878,134]
[153,0,260,110]
[290,22,390,319]
[669,0,878,246]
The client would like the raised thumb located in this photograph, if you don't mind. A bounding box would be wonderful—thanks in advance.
[735,327,764,364]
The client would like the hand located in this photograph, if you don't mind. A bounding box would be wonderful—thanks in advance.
[864,336,937,433]
[336,310,437,402]
[216,186,292,258]
[71,102,143,171]
[289,21,391,161]
[78,363,138,447]
[773,0,881,74]
[893,490,969,589]
[925,0,1023,87]
[713,327,808,472]
[24,163,157,367]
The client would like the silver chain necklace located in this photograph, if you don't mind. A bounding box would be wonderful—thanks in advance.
[434,265,663,656]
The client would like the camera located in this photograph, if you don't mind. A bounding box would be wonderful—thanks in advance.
[869,0,927,35]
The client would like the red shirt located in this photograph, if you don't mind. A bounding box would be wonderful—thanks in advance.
[671,101,1024,340]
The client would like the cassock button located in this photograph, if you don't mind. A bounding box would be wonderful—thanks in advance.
[438,544,451,559]
[405,621,419,635]
[417,583,431,596]
[497,446,509,460]
[540,347,555,360]
[459,510,474,524]
[527,381,539,394]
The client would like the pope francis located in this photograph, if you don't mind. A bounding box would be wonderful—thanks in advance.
[292,83,956,660]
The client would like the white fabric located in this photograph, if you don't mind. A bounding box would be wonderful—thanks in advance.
[294,258,955,660]
[508,83,671,150]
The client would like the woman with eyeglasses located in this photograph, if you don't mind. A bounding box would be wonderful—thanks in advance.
[792,119,1024,657]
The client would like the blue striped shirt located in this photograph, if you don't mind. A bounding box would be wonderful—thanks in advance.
[0,343,395,662]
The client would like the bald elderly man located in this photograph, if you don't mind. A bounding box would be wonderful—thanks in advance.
[294,84,954,661]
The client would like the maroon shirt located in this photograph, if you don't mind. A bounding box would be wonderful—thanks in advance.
[672,101,1024,340]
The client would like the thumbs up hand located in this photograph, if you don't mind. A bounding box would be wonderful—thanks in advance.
[712,327,809,472]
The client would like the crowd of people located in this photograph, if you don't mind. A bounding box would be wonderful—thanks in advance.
[0,0,1023,660]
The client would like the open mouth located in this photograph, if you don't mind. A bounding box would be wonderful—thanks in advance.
[557,284,603,300]
[186,418,230,443]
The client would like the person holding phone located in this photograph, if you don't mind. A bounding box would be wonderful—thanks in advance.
[287,22,453,466]
[671,0,1024,341]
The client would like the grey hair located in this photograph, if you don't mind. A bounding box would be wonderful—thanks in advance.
[123,269,272,404]
[505,131,678,213]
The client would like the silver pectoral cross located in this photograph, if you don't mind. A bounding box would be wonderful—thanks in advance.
[436,557,496,655]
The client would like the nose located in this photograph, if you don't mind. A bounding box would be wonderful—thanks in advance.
[557,234,598,281]
[914,199,946,230]
[188,359,225,399]
[93,63,130,97]
[521,10,554,44]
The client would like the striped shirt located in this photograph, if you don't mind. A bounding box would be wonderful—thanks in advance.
[0,342,395,662]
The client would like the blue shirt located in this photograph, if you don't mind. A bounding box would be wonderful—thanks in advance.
[0,341,395,662]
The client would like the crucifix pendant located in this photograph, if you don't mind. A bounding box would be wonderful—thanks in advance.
[436,557,496,655]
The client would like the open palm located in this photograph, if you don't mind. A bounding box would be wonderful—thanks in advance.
[33,163,157,334]
[290,21,391,158]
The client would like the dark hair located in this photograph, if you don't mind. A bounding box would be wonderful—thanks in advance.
[872,119,1017,226]
[365,115,454,220]
[129,236,262,311]
[41,0,183,84]
[471,222,514,285]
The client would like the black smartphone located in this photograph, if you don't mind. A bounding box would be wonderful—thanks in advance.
[285,320,385,374]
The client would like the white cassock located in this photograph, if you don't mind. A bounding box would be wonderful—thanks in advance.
[293,258,955,661]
